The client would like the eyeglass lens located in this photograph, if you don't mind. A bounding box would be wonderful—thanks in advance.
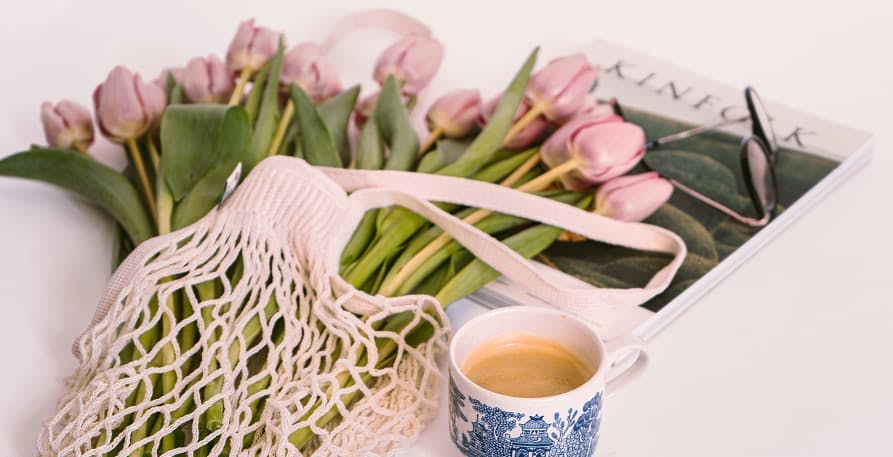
[745,86,778,155]
[740,137,778,218]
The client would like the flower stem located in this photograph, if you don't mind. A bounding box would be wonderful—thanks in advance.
[228,68,254,106]
[418,126,444,156]
[504,102,545,145]
[499,152,541,188]
[268,99,295,157]
[73,141,90,155]
[146,137,161,171]
[377,158,576,297]
[126,138,157,227]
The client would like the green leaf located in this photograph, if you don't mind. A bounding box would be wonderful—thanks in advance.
[471,148,539,183]
[318,86,360,166]
[160,105,233,201]
[166,73,184,105]
[389,191,585,296]
[0,148,153,244]
[342,49,540,289]
[376,76,419,171]
[437,48,538,177]
[434,194,591,306]
[417,138,472,174]
[244,61,272,123]
[340,211,378,268]
[171,106,253,229]
[290,84,342,168]
[249,44,284,170]
[355,117,384,170]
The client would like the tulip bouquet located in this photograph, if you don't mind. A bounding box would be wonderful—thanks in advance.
[2,13,678,455]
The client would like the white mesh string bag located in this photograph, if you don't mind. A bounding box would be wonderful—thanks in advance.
[38,158,449,456]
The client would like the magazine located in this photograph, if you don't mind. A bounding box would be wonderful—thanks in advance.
[469,39,875,341]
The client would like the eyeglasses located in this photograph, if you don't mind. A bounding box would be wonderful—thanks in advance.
[614,87,779,227]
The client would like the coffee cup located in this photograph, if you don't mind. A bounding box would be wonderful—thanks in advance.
[448,306,648,457]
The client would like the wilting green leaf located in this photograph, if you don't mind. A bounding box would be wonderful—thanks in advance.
[376,76,419,171]
[290,84,342,168]
[171,106,253,229]
[318,85,360,165]
[0,148,153,244]
[249,44,284,170]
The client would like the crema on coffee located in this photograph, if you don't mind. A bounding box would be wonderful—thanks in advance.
[461,333,594,398]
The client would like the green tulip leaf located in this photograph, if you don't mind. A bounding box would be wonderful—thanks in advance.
[290,84,342,168]
[249,43,284,170]
[318,85,360,166]
[171,106,253,229]
[355,116,384,170]
[161,104,236,201]
[471,148,539,183]
[376,76,419,171]
[0,148,153,245]
[244,60,272,123]
[438,48,538,177]
[642,279,697,312]
[417,138,472,174]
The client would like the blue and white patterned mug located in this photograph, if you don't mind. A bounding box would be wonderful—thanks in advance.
[448,306,648,457]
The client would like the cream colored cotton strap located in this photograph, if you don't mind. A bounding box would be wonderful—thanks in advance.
[320,166,687,321]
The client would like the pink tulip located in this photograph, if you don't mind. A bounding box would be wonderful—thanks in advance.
[281,42,341,101]
[527,54,600,123]
[93,66,167,142]
[226,18,282,72]
[595,172,673,222]
[541,116,644,190]
[373,35,444,94]
[479,95,551,149]
[180,55,234,103]
[40,100,94,151]
[426,89,482,138]
[577,94,617,120]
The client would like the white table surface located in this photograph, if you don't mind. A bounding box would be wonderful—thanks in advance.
[1,1,891,456]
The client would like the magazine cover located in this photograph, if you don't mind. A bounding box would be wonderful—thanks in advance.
[472,40,875,340]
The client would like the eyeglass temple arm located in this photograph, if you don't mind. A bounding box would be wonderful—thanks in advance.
[669,178,769,228]
[647,115,750,150]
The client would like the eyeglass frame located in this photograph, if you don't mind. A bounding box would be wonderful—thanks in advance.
[611,87,780,228]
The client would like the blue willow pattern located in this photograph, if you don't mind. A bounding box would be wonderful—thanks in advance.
[452,392,603,457]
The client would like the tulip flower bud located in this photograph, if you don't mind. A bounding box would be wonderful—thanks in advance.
[426,89,482,138]
[180,55,234,103]
[479,95,550,149]
[595,172,673,222]
[373,35,444,94]
[40,100,94,151]
[93,66,167,142]
[577,94,617,121]
[541,115,644,190]
[527,54,600,123]
[281,42,342,101]
[226,18,282,72]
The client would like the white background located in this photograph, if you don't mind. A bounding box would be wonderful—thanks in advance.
[1,1,891,456]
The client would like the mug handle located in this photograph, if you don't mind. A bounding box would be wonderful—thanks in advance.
[604,333,649,395]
